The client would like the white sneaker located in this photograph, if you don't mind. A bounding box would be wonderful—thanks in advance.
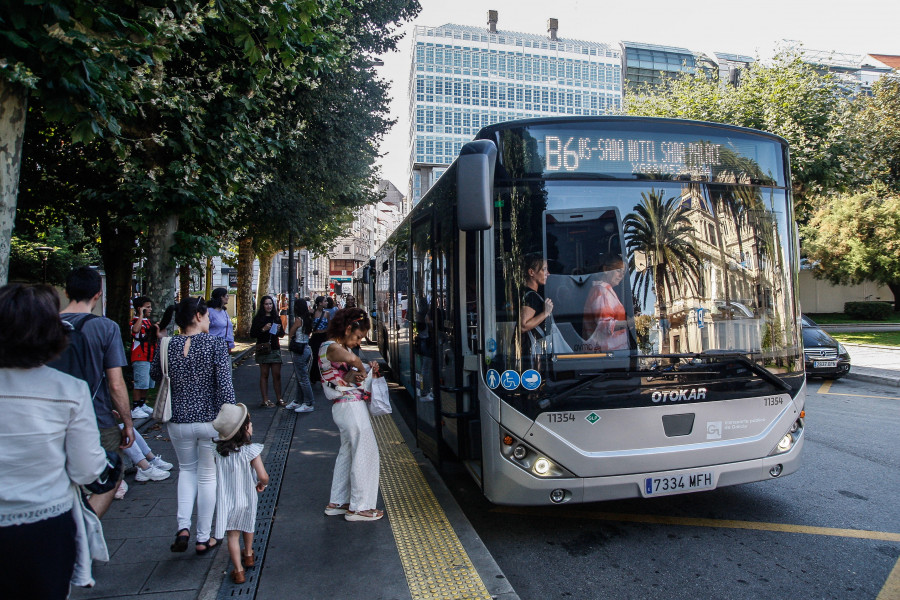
[131,407,149,419]
[294,403,314,413]
[150,455,173,471]
[140,404,154,416]
[284,401,301,410]
[136,465,171,482]
[114,480,128,499]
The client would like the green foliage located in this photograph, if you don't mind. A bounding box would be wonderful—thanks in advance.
[830,331,900,347]
[9,226,98,284]
[847,78,900,192]
[843,301,893,321]
[624,52,855,220]
[801,186,900,307]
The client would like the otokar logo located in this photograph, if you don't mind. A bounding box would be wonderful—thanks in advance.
[651,388,707,403]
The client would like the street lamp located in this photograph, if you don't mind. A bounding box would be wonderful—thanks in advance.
[36,246,54,284]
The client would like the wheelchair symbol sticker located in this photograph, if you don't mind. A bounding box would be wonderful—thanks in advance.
[486,369,500,389]
[501,370,520,390]
[521,369,541,390]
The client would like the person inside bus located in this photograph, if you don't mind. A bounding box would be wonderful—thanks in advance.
[582,255,628,352]
[520,253,554,358]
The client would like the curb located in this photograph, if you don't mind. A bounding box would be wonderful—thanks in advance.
[846,370,900,388]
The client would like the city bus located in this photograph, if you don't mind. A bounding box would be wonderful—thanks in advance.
[372,116,805,505]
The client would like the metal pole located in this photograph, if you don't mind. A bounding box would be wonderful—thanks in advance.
[287,232,295,329]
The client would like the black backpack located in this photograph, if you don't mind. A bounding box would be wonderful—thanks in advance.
[48,313,104,400]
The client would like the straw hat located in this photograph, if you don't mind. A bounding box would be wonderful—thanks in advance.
[213,403,249,441]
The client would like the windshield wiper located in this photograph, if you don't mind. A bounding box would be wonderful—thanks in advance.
[639,352,792,392]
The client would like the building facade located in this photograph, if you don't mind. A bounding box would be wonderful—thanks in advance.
[408,13,623,204]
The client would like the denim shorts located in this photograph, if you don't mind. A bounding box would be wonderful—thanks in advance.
[132,361,155,390]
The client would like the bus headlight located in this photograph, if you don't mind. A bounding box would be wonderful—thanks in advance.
[533,458,551,475]
[770,417,804,456]
[513,445,527,460]
[776,434,793,453]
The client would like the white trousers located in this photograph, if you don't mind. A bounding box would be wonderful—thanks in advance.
[330,401,380,512]
[167,421,217,542]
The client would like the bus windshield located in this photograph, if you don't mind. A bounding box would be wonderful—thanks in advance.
[488,179,803,418]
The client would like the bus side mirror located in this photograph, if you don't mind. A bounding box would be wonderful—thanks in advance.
[457,140,497,231]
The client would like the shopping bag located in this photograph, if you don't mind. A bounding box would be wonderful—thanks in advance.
[368,376,392,416]
[152,337,173,423]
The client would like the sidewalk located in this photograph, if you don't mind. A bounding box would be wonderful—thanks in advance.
[843,343,900,387]
[73,344,515,600]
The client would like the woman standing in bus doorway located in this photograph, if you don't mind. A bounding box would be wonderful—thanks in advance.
[286,298,315,413]
[320,308,384,522]
[207,288,234,353]
[308,296,330,387]
[250,296,285,408]
[582,255,628,352]
[520,254,554,356]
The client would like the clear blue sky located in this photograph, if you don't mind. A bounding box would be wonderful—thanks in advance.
[376,0,900,189]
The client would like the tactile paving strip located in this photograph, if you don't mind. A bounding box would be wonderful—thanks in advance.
[372,415,492,600]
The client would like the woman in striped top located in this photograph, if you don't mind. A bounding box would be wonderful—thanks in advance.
[320,308,384,522]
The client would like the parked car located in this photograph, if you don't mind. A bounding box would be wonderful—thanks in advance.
[801,315,851,379]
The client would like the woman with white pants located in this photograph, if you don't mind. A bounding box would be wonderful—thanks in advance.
[320,308,383,521]
[151,297,235,553]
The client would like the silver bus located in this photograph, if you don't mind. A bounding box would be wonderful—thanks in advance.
[373,117,805,505]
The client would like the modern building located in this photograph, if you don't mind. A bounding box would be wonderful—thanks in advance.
[620,41,715,90]
[714,52,755,87]
[784,43,896,95]
[408,12,623,204]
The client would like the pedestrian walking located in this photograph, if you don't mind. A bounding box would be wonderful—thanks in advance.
[0,284,109,598]
[151,297,235,555]
[56,267,134,518]
[308,296,330,386]
[321,308,384,522]
[250,295,286,408]
[212,403,269,584]
[207,287,235,352]
[286,297,315,413]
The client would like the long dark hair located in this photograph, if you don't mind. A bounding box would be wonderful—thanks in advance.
[294,298,312,335]
[326,307,370,340]
[215,415,252,457]
[208,287,228,310]
[174,297,208,329]
[0,284,68,368]
[254,295,277,320]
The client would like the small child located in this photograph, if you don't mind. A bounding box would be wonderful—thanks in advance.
[212,404,269,584]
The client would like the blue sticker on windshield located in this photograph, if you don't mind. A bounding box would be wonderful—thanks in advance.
[487,338,497,353]
[521,369,541,390]
[501,370,521,390]
[486,369,500,389]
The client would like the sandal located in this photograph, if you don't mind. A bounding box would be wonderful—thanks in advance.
[242,550,255,568]
[344,509,384,522]
[324,503,350,516]
[259,400,275,408]
[170,529,189,553]
[231,569,246,584]
[195,537,221,555]
[276,399,286,407]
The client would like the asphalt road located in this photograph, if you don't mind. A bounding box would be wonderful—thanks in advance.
[438,377,900,600]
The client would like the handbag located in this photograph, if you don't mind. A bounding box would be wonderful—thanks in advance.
[256,342,272,354]
[368,375,392,416]
[529,314,573,356]
[152,336,173,422]
[289,331,309,354]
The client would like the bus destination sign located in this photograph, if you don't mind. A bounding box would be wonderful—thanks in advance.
[530,128,782,185]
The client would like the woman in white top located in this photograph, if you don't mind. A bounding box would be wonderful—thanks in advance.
[0,284,108,599]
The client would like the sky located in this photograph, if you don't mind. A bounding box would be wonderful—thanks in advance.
[374,0,900,189]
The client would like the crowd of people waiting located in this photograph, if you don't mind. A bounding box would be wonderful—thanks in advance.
[0,267,382,598]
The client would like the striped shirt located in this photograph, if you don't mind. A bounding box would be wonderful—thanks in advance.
[214,443,264,536]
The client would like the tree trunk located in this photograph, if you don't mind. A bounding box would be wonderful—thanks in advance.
[256,249,277,308]
[889,282,900,312]
[99,217,138,349]
[236,236,254,338]
[0,81,28,285]
[179,264,191,301]
[146,214,178,321]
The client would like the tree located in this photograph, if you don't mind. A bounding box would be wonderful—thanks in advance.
[801,186,900,310]
[848,77,900,192]
[624,189,703,354]
[0,0,168,284]
[624,52,855,221]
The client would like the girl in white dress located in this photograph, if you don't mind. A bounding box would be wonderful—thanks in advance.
[212,404,269,584]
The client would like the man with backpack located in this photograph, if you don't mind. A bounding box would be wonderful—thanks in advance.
[55,267,134,518]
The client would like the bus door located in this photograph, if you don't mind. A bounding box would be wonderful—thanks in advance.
[434,207,463,461]
[411,214,440,461]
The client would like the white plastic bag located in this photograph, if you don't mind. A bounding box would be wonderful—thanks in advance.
[368,376,392,416]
